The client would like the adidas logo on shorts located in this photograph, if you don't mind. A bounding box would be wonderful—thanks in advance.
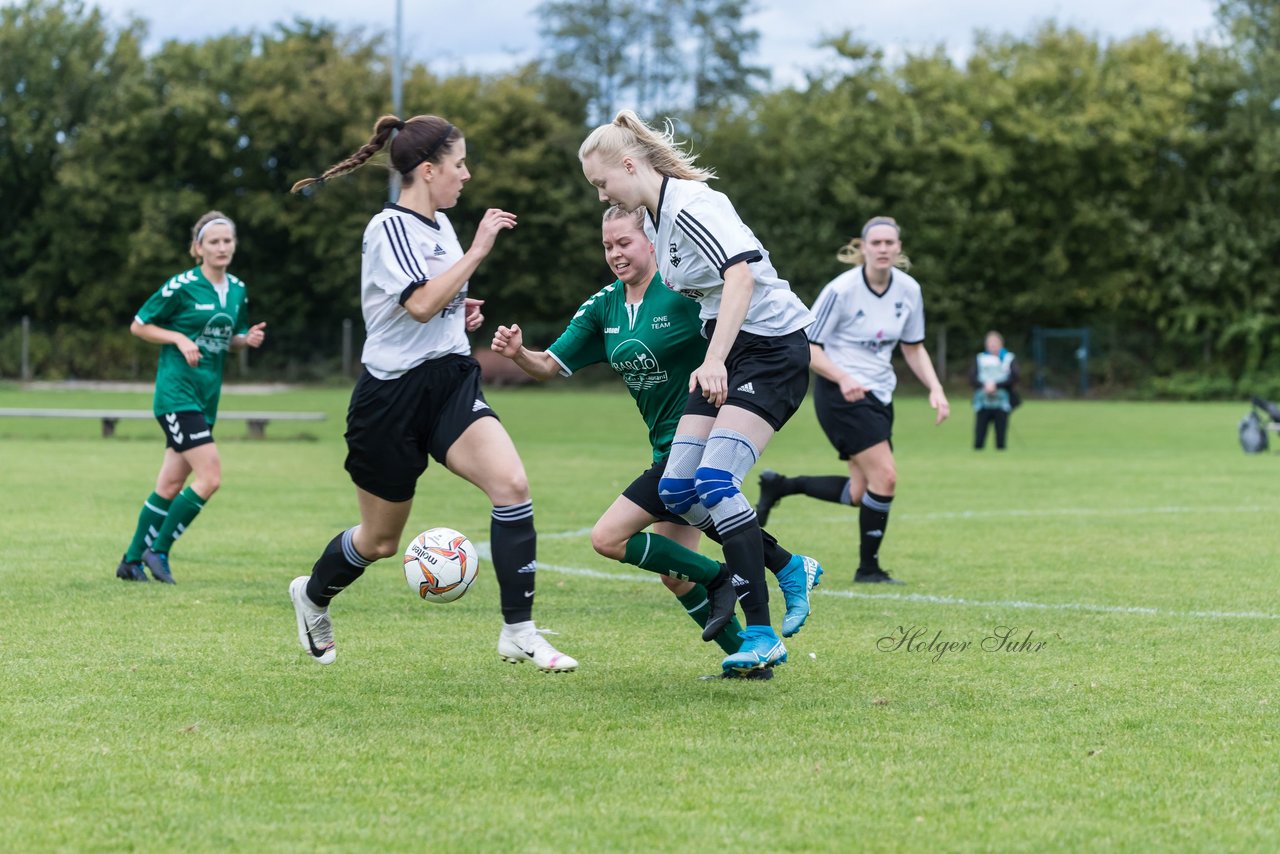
[736,382,756,394]
[472,399,489,412]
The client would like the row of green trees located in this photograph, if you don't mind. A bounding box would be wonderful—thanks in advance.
[3,0,1278,395]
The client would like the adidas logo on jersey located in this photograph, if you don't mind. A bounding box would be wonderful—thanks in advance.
[472,399,490,412]
[668,242,682,268]
[736,382,756,394]
[433,243,447,256]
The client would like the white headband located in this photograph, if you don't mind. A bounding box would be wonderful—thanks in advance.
[196,217,233,243]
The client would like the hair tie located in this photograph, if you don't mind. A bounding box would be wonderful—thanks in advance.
[400,123,456,174]
[394,119,407,131]
[196,217,233,243]
[860,218,901,240]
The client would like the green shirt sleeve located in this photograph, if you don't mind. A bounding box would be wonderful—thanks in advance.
[134,275,185,327]
[233,279,250,336]
[546,284,613,376]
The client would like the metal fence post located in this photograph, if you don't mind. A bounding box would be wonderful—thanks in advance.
[342,318,353,377]
[21,316,31,382]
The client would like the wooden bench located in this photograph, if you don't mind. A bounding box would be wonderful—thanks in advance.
[0,408,326,439]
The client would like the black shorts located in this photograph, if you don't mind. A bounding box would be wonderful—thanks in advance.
[622,460,686,525]
[344,355,498,502]
[156,411,215,451]
[620,460,788,561]
[814,377,894,459]
[681,325,810,430]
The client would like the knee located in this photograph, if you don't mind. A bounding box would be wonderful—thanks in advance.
[487,471,530,507]
[154,482,183,500]
[658,475,699,515]
[660,575,693,596]
[589,524,626,561]
[869,466,896,495]
[362,535,401,561]
[195,473,221,497]
[694,465,739,509]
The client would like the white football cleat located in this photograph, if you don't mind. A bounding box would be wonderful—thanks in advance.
[498,624,578,672]
[290,576,336,665]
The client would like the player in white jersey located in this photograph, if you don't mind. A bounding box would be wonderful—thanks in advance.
[756,217,950,584]
[284,113,576,672]
[579,110,815,675]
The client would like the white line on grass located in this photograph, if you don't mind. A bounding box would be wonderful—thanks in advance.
[475,538,1280,622]
[883,505,1279,522]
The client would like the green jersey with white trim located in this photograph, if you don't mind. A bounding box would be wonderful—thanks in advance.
[547,272,705,462]
[134,266,250,422]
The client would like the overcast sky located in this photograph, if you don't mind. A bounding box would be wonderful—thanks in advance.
[92,0,1221,88]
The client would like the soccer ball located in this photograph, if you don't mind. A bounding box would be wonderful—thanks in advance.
[403,527,479,603]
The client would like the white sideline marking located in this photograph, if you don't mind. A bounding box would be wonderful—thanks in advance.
[475,536,1280,622]
[872,505,1278,522]
[813,589,1280,621]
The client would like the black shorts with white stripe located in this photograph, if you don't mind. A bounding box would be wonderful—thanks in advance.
[344,354,498,502]
[156,410,215,451]
[681,324,810,431]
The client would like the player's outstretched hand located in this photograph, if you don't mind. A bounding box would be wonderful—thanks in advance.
[472,209,517,256]
[930,387,951,425]
[464,299,485,332]
[245,321,267,348]
[491,324,524,359]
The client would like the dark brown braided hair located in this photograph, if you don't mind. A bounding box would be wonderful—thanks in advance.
[291,114,461,193]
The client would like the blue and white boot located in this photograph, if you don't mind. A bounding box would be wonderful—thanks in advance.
[776,554,824,637]
[722,626,788,673]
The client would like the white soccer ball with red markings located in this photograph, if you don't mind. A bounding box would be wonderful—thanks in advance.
[403,527,479,603]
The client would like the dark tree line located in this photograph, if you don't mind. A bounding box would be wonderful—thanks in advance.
[3,0,1278,397]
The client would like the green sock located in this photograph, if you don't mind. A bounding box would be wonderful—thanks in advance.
[623,532,721,585]
[677,584,744,655]
[150,486,206,554]
[124,492,172,562]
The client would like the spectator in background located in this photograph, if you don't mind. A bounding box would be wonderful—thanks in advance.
[971,330,1019,451]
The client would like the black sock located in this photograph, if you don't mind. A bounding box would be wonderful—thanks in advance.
[794,475,852,504]
[859,490,893,571]
[491,501,536,624]
[760,527,792,573]
[306,527,373,607]
[718,519,769,625]
[703,525,791,574]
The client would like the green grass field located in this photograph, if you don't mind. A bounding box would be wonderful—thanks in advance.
[1,383,1278,851]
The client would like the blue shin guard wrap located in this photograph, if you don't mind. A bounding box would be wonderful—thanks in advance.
[696,429,761,537]
[659,434,707,517]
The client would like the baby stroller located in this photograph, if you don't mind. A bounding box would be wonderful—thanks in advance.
[1239,396,1280,453]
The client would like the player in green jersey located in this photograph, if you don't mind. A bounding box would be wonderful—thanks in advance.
[115,211,266,584]
[491,206,822,676]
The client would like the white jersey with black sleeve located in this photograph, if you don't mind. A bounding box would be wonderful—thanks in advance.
[646,177,812,338]
[807,266,926,404]
[359,204,470,380]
